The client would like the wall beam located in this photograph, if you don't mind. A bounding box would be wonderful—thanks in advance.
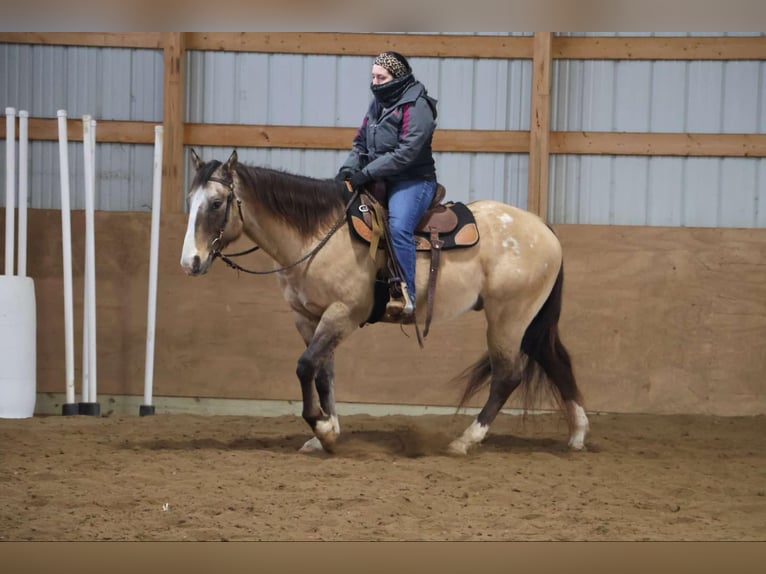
[528,32,553,219]
[161,33,186,214]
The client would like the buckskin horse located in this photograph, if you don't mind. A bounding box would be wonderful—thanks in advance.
[179,149,589,455]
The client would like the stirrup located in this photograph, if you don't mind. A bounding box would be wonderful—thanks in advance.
[400,283,415,316]
[386,282,415,318]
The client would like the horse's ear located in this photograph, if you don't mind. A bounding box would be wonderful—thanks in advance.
[190,148,203,171]
[224,149,238,173]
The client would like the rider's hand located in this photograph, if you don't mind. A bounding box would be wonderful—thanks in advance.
[349,169,371,190]
[335,168,354,182]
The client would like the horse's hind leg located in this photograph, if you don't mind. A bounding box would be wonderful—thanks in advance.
[564,400,589,451]
[448,352,522,455]
[540,345,588,451]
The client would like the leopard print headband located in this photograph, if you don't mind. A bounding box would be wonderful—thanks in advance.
[373,52,410,79]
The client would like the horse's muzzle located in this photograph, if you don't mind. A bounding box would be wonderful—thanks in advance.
[181,253,211,276]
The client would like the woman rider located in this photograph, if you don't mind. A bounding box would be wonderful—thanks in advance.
[337,51,438,319]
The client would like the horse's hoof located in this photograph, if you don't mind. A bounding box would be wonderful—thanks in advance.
[298,437,324,453]
[315,419,338,451]
[568,437,586,451]
[447,440,469,456]
[567,432,585,450]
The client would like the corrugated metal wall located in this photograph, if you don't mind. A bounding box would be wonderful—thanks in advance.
[550,32,766,228]
[0,43,163,211]
[1,33,764,228]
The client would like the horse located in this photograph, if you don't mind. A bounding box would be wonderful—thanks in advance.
[179,149,589,455]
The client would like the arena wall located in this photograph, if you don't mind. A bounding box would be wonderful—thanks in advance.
[6,209,763,417]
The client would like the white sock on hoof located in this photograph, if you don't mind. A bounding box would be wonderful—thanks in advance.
[449,420,488,454]
[299,436,323,453]
[567,402,589,450]
[315,417,339,444]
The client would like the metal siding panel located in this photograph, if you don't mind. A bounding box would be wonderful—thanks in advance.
[268,55,303,125]
[186,51,205,122]
[269,149,305,174]
[614,61,652,132]
[436,59,475,129]
[508,155,529,209]
[647,158,684,226]
[204,52,238,124]
[436,152,471,203]
[758,162,766,227]
[582,60,616,131]
[761,60,766,133]
[303,55,337,126]
[234,53,270,124]
[612,157,649,225]
[130,50,163,122]
[583,157,614,225]
[411,57,440,99]
[335,56,372,126]
[470,153,496,203]
[651,62,687,132]
[101,50,130,119]
[720,159,758,228]
[722,61,760,134]
[473,59,508,129]
[303,149,344,180]
[683,158,721,227]
[509,60,532,131]
[686,61,725,132]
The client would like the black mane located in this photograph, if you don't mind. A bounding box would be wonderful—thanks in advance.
[233,163,348,238]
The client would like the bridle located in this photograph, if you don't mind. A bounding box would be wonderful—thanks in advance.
[207,176,251,257]
[204,174,359,275]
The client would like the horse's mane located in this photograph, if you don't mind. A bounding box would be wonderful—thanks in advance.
[234,163,347,239]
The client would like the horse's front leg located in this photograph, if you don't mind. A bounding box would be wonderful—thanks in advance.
[293,304,356,454]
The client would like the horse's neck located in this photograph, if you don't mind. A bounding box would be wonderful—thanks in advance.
[235,168,347,266]
[239,210,305,267]
[235,185,307,267]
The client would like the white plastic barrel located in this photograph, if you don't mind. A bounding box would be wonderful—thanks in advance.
[0,276,36,418]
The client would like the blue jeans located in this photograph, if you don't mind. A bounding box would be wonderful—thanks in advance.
[387,179,437,303]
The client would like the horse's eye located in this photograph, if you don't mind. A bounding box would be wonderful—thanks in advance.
[210,199,223,210]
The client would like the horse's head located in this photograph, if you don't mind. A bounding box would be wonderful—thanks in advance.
[180,149,245,276]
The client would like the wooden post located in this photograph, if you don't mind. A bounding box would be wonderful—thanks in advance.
[161,33,186,214]
[528,32,553,220]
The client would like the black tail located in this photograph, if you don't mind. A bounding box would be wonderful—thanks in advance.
[456,263,581,411]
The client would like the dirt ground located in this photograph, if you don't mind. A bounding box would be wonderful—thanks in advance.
[1,410,764,541]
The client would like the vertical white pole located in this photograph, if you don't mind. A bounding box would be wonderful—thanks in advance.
[17,111,28,278]
[81,116,91,404]
[81,115,98,410]
[87,118,97,407]
[57,110,76,409]
[5,107,15,276]
[142,125,163,415]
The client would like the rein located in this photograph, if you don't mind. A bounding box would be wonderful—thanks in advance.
[210,176,359,275]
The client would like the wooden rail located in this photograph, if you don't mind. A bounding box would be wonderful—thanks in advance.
[2,33,762,60]
[4,118,763,158]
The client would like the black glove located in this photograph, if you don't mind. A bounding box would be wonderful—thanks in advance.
[349,169,371,190]
[335,167,354,182]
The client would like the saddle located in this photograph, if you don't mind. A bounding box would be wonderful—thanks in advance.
[346,181,480,342]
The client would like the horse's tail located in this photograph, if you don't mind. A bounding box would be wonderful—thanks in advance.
[456,262,582,412]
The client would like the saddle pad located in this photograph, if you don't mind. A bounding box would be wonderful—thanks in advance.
[347,195,480,252]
